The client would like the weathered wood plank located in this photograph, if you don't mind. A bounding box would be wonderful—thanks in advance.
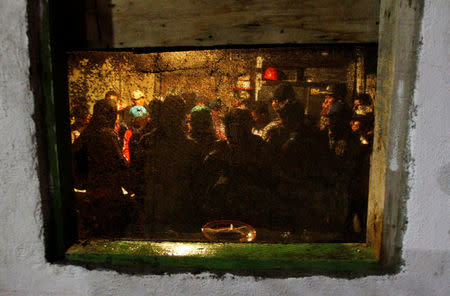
[84,0,114,48]
[109,0,380,48]
[367,0,423,269]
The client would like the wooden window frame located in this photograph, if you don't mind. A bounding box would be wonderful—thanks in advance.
[31,0,424,275]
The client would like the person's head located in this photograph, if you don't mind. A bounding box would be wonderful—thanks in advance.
[224,108,253,145]
[208,98,223,111]
[105,90,119,103]
[161,95,186,129]
[190,105,215,137]
[272,83,296,112]
[71,103,90,128]
[277,100,305,131]
[147,99,163,122]
[327,98,351,127]
[131,90,146,106]
[181,92,198,112]
[323,85,335,101]
[129,105,149,128]
[250,101,269,127]
[90,98,117,129]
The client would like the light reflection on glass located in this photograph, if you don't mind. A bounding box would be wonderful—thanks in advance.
[157,242,211,256]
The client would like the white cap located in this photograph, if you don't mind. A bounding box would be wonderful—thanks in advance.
[132,90,145,100]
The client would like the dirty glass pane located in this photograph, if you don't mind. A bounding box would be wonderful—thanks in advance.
[69,45,376,243]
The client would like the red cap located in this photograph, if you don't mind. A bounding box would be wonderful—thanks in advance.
[264,67,278,81]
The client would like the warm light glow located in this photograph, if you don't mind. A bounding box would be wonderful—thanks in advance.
[117,101,128,111]
[158,242,209,256]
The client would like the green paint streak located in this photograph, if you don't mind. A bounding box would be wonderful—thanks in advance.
[66,240,377,271]
[41,0,65,257]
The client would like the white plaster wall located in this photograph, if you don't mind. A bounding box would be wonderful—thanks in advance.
[0,0,448,295]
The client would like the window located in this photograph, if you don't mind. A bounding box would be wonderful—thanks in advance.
[35,0,423,274]
[68,45,377,244]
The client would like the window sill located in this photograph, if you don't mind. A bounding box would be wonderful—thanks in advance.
[66,240,377,273]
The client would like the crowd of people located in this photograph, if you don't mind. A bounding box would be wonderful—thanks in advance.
[71,83,374,241]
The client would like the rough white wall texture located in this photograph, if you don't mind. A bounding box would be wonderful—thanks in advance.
[0,0,448,295]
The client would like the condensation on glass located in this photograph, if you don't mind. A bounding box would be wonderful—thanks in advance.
[69,45,377,243]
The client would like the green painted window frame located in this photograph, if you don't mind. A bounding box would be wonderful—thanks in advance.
[66,240,377,274]
[35,0,423,274]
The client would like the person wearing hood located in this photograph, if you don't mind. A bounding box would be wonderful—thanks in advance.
[72,98,131,236]
[189,105,217,158]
